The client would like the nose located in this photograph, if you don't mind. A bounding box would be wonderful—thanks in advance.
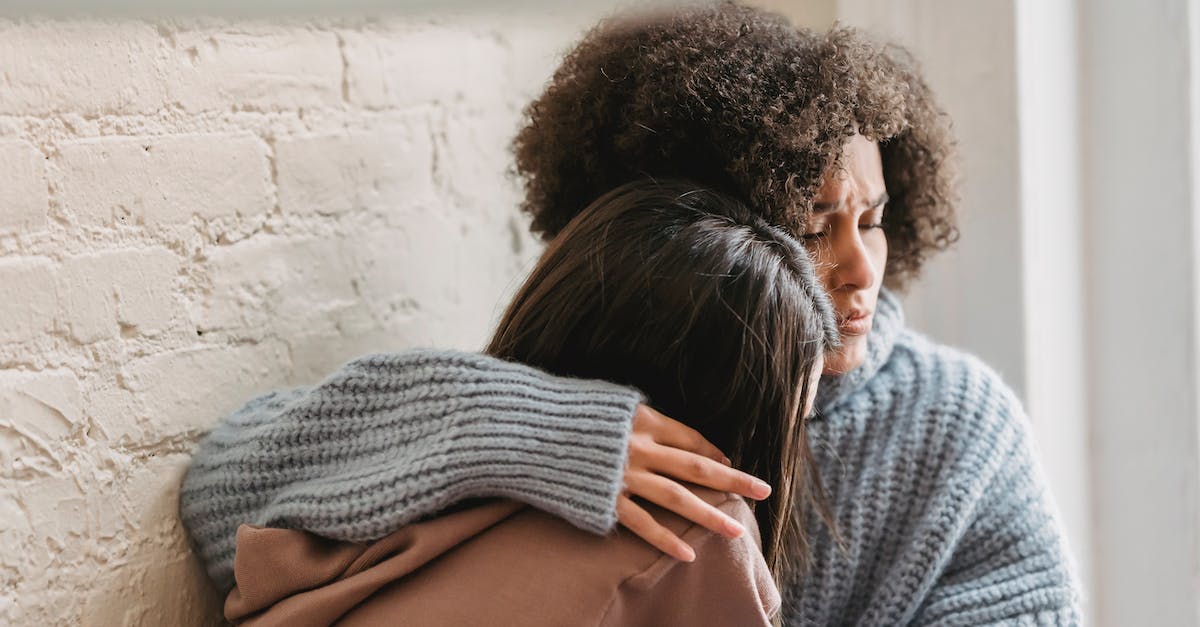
[828,226,879,293]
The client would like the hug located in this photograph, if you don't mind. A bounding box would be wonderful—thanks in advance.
[180,3,1083,625]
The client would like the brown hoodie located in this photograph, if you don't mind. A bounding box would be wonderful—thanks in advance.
[225,486,780,626]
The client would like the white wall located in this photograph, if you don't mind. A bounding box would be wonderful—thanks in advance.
[1081,1,1200,625]
[1013,0,1092,615]
[0,12,606,625]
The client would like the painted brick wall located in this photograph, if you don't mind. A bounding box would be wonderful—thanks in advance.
[0,13,595,625]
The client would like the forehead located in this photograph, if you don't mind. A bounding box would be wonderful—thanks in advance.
[815,134,885,199]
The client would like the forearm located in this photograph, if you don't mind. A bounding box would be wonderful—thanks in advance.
[179,349,642,592]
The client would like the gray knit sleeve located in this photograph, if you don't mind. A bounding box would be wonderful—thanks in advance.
[179,349,643,593]
[910,388,1084,626]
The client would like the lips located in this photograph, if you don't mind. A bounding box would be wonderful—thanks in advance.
[838,309,873,336]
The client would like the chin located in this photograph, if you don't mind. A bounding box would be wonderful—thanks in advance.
[824,336,868,375]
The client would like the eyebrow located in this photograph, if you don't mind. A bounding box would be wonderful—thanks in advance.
[813,192,890,213]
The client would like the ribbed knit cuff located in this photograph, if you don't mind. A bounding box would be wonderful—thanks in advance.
[286,349,645,538]
[434,353,643,534]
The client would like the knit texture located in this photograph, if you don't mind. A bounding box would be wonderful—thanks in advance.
[179,350,643,592]
[180,291,1084,624]
[789,290,1083,625]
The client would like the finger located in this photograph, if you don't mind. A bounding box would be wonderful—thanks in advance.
[625,472,747,540]
[617,495,696,562]
[636,404,728,464]
[645,444,772,501]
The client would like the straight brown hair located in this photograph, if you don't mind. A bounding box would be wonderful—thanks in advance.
[487,179,840,584]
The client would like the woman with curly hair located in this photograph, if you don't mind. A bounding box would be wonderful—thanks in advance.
[182,2,1084,624]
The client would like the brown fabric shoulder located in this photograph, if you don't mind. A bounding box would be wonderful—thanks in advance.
[225,487,780,627]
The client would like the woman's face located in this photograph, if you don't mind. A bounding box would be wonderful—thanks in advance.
[803,134,889,375]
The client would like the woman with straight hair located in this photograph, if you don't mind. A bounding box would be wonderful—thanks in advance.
[211,180,839,626]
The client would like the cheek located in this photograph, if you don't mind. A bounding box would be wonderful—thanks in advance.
[807,245,839,290]
[868,231,889,275]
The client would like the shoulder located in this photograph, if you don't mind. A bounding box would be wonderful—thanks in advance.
[891,328,1020,405]
[843,329,1037,489]
[401,488,776,626]
[882,329,1026,436]
[597,489,779,626]
[626,490,777,600]
[627,488,765,580]
[880,339,1084,621]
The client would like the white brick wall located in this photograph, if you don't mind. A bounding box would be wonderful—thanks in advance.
[59,133,274,226]
[0,13,596,625]
[274,126,435,215]
[0,141,47,232]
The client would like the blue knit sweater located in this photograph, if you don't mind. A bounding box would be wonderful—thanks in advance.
[180,290,1083,625]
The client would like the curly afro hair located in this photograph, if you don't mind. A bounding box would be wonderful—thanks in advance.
[513,1,959,289]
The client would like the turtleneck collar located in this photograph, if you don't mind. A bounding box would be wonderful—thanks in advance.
[813,288,905,415]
